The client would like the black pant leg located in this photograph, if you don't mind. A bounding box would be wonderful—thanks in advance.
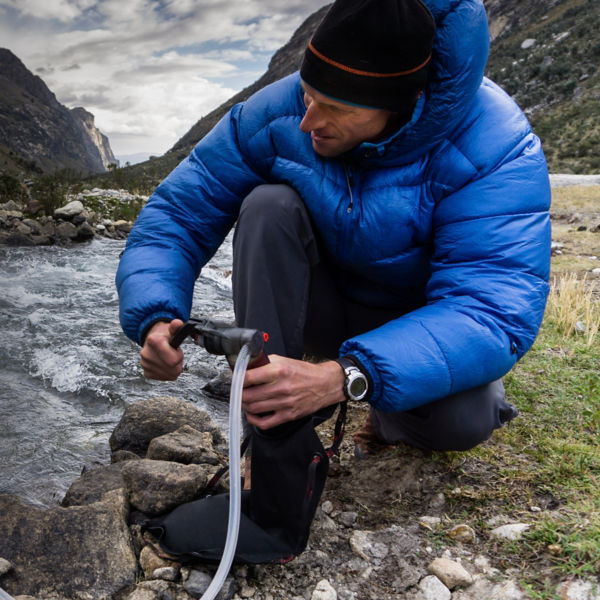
[370,379,516,452]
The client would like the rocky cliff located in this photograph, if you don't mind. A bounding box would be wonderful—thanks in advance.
[71,107,117,170]
[0,48,116,175]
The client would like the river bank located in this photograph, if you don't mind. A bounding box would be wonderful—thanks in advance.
[0,188,146,246]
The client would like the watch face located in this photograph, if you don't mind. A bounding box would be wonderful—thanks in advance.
[349,375,367,398]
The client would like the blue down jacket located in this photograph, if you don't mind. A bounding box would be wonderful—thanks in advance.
[117,0,551,412]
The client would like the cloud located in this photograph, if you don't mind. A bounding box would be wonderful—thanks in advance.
[0,0,329,154]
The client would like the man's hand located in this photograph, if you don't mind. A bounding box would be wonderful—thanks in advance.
[242,355,345,429]
[140,319,184,380]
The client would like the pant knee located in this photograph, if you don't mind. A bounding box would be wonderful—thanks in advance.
[371,379,509,452]
[238,184,304,230]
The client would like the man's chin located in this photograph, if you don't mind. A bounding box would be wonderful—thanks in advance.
[312,140,343,158]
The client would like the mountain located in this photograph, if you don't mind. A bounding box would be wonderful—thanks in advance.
[0,48,116,176]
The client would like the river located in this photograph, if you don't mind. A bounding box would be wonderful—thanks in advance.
[0,236,235,508]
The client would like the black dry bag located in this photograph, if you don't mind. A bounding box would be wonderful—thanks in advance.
[143,402,346,564]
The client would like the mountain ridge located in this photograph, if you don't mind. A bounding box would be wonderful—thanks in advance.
[0,48,117,176]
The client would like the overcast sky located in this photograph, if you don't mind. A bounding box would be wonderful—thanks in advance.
[0,0,329,161]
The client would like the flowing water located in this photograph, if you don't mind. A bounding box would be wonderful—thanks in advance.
[0,236,235,507]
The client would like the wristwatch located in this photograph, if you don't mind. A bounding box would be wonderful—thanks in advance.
[336,356,369,401]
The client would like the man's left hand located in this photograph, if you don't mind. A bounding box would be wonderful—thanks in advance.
[242,355,345,429]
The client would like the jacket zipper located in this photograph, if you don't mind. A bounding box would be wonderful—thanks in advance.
[344,165,354,214]
[340,164,355,261]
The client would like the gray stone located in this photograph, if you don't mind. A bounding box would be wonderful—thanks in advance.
[121,459,210,515]
[490,523,530,541]
[139,544,178,579]
[556,579,600,600]
[183,570,213,596]
[417,575,451,600]
[152,566,179,582]
[0,490,136,599]
[110,396,224,457]
[55,221,78,240]
[54,200,84,219]
[0,557,13,575]
[147,425,222,465]
[127,588,159,600]
[4,233,35,246]
[61,461,130,506]
[311,579,337,600]
[76,221,95,240]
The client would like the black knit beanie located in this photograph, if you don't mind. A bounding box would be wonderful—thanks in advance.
[300,0,436,111]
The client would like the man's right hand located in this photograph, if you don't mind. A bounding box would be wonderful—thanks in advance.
[140,319,184,380]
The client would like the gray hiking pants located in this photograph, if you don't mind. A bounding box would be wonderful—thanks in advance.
[232,184,517,452]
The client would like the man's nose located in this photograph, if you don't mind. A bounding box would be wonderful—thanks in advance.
[299,103,324,132]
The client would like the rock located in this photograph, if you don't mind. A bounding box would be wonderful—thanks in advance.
[114,219,133,233]
[126,588,158,600]
[349,530,389,561]
[0,200,21,211]
[110,396,224,457]
[0,490,137,599]
[203,369,233,400]
[139,544,178,579]
[152,566,179,582]
[54,200,84,219]
[417,575,451,600]
[0,557,13,575]
[183,570,236,599]
[311,579,337,600]
[61,461,130,506]
[490,523,530,541]
[25,199,43,215]
[338,511,358,527]
[136,579,187,599]
[147,424,222,465]
[121,458,210,515]
[449,524,477,543]
[4,232,35,246]
[55,220,79,240]
[183,569,213,597]
[521,38,536,49]
[112,449,141,463]
[428,557,473,589]
[76,221,95,240]
[418,516,441,530]
[557,579,600,600]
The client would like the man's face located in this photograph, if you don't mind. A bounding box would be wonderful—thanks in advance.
[300,82,395,158]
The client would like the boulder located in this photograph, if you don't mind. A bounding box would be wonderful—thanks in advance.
[55,221,78,240]
[109,397,224,457]
[0,490,137,599]
[61,461,131,507]
[147,424,222,465]
[54,200,84,220]
[121,459,211,516]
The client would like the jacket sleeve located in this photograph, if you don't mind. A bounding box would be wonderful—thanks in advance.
[116,104,266,344]
[341,130,551,412]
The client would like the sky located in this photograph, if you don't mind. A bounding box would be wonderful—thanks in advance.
[0,0,329,161]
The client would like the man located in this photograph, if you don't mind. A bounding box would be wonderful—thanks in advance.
[117,0,551,456]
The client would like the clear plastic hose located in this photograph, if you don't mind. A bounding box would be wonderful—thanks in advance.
[0,587,16,600]
[199,343,250,600]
